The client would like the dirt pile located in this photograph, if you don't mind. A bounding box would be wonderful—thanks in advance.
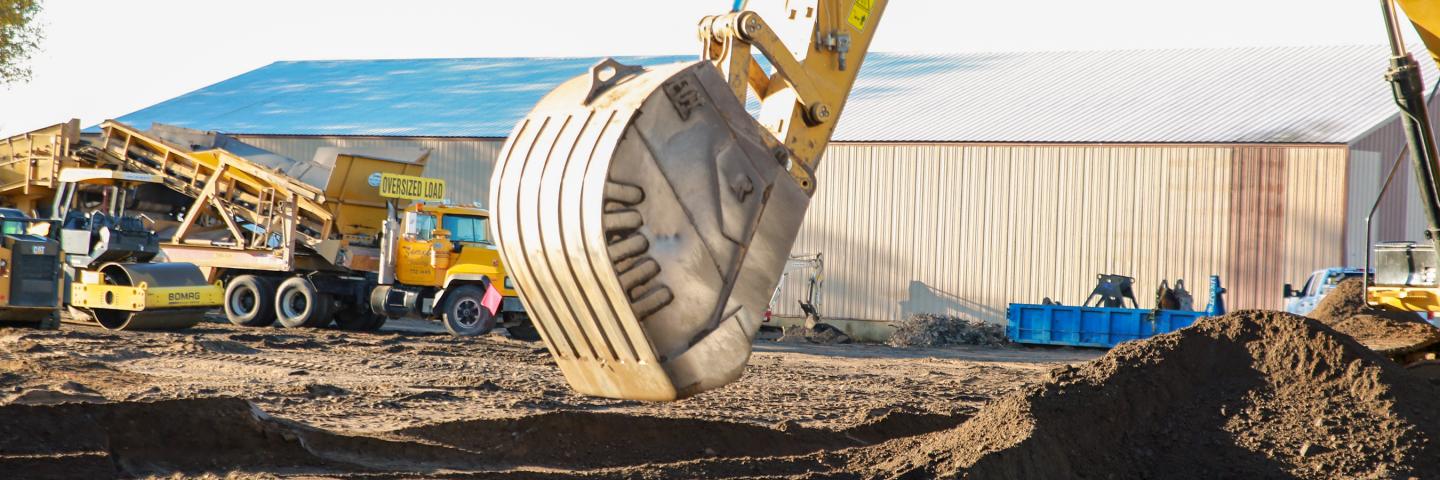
[887,314,1007,348]
[861,311,1440,479]
[1310,278,1440,355]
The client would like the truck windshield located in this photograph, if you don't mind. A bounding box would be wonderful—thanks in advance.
[442,214,490,244]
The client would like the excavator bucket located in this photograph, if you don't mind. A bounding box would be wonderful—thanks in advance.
[491,59,811,401]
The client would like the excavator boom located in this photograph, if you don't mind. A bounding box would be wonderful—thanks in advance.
[1368,0,1440,312]
[1396,0,1440,64]
[491,0,886,400]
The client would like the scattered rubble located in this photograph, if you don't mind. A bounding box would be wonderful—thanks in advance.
[887,313,1008,348]
[777,324,853,344]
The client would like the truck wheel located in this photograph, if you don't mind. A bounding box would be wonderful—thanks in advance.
[226,275,277,327]
[334,306,387,332]
[505,313,541,341]
[362,311,388,331]
[37,310,61,330]
[442,285,495,337]
[275,277,333,328]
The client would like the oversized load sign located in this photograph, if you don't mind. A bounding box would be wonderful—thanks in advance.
[373,172,445,202]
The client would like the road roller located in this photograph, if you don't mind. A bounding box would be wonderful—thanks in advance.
[50,168,222,330]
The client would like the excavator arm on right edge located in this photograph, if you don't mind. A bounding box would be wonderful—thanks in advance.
[490,0,887,401]
[1367,0,1440,312]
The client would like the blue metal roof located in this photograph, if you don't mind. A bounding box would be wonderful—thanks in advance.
[112,46,1429,143]
[113,56,687,138]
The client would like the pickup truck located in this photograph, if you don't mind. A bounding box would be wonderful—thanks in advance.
[1282,268,1368,316]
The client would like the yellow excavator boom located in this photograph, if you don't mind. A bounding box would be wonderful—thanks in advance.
[1397,0,1440,63]
[1368,0,1440,313]
[491,0,887,400]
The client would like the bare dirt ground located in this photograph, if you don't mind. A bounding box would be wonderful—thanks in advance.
[0,316,1098,478]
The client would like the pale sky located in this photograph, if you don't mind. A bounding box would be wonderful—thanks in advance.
[0,0,1419,137]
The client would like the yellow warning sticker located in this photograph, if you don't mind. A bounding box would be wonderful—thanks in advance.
[847,0,873,31]
[378,173,446,202]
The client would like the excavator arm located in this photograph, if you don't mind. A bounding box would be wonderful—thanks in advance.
[1396,0,1440,64]
[490,0,886,400]
[1368,0,1440,312]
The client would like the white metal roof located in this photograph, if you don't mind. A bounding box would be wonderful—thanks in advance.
[835,44,1439,143]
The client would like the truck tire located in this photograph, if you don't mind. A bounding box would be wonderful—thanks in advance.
[226,275,277,327]
[334,305,387,332]
[275,277,333,328]
[37,310,60,330]
[504,313,541,341]
[442,285,496,337]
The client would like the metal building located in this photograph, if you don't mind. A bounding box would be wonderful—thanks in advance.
[109,45,1438,340]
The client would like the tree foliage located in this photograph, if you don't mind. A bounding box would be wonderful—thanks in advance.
[0,0,42,85]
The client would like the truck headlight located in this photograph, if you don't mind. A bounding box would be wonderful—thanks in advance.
[503,276,512,289]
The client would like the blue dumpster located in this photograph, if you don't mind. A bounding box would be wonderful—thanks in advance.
[1006,304,1206,348]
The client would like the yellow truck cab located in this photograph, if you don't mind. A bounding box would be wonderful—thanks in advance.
[372,201,530,337]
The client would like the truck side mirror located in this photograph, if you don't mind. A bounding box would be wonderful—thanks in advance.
[1283,283,1294,298]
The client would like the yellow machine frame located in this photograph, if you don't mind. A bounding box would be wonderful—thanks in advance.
[70,273,223,312]
[0,119,83,214]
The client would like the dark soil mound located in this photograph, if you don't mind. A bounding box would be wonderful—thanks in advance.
[394,408,964,469]
[0,397,334,478]
[1310,278,1440,354]
[861,311,1440,479]
[0,396,968,478]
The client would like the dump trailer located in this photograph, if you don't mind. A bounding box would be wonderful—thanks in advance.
[90,121,525,335]
[0,119,84,215]
[491,0,888,399]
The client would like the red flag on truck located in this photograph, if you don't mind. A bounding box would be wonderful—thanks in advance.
[481,279,503,316]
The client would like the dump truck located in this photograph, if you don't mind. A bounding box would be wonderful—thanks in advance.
[371,200,532,336]
[490,0,888,399]
[90,121,526,336]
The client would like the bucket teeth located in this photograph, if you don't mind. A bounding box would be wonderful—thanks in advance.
[617,258,661,293]
[605,181,645,205]
[603,210,644,233]
[607,234,650,263]
[629,287,675,321]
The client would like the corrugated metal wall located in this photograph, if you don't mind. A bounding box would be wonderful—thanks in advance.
[231,135,505,207]
[1345,97,1440,245]
[232,134,1387,330]
[774,143,1351,326]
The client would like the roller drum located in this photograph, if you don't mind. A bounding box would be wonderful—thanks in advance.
[87,262,211,330]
